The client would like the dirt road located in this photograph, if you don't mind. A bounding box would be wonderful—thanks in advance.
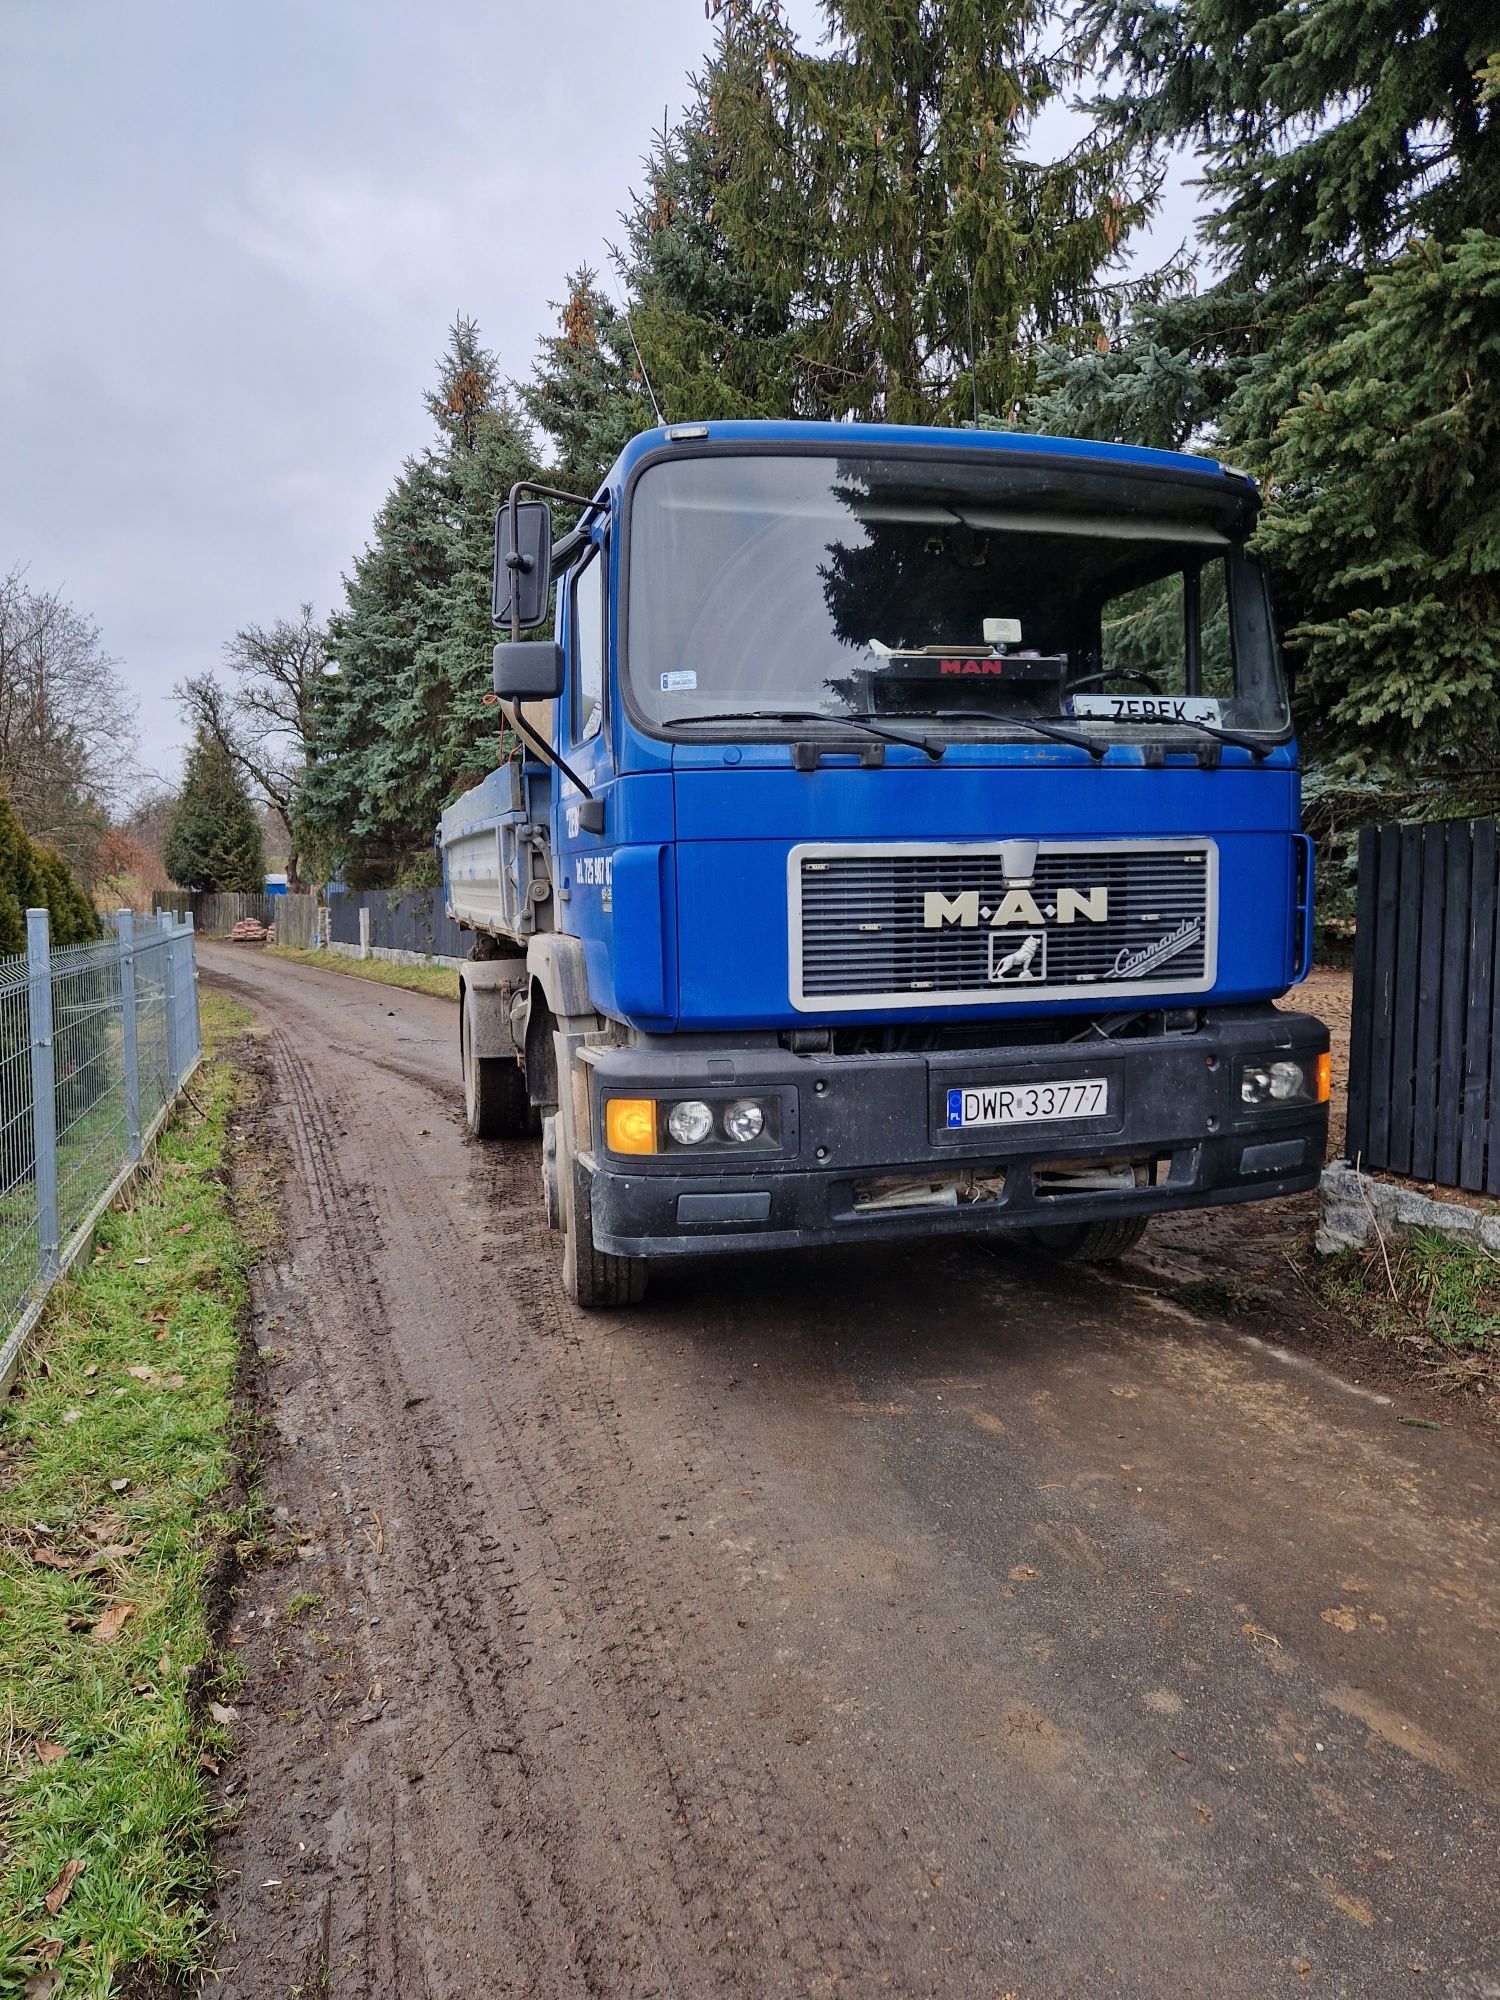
[199,945,1499,2000]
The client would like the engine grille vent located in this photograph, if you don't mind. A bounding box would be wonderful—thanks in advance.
[790,841,1217,1010]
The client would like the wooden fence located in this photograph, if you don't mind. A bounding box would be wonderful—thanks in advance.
[153,890,320,946]
[155,888,463,961]
[1346,819,1500,1194]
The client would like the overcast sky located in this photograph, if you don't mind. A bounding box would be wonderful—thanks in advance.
[1,0,1200,794]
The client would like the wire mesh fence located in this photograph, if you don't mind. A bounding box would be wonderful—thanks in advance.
[0,908,201,1385]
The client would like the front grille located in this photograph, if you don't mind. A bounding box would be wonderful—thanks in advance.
[791,841,1216,1009]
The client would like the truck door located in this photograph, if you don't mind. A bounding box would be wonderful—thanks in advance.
[556,539,616,957]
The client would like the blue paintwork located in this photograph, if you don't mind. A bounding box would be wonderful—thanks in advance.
[442,421,1304,1037]
[606,418,1254,493]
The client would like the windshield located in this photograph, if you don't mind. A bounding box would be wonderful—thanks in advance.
[624,451,1289,740]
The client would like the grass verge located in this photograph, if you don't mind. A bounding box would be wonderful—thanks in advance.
[263,942,458,1000]
[1317,1228,1500,1409]
[0,990,264,1997]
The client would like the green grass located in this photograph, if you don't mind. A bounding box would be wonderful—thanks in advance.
[0,990,262,1997]
[263,942,459,1000]
[1401,1231,1500,1351]
[1320,1227,1500,1403]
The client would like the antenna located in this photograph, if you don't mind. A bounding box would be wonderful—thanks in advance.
[609,262,666,427]
[966,267,980,428]
[623,302,667,428]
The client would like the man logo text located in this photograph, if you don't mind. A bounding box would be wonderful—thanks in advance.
[922,887,1108,929]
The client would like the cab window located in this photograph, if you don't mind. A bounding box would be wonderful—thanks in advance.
[572,550,606,743]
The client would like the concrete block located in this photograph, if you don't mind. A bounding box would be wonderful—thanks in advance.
[1317,1160,1500,1256]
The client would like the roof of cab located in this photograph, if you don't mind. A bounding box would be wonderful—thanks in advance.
[605,418,1251,496]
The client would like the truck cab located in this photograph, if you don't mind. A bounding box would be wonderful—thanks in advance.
[441,421,1329,1306]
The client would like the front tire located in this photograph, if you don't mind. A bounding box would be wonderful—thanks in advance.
[561,1167,649,1309]
[547,1099,647,1309]
[1027,1216,1150,1264]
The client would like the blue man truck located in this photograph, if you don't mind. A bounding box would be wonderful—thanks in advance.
[439,421,1330,1307]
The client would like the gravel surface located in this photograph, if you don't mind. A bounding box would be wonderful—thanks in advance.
[199,945,1498,1999]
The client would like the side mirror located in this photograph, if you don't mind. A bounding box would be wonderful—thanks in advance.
[492,640,564,701]
[492,500,552,630]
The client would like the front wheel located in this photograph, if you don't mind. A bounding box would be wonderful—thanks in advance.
[545,1107,648,1309]
[1026,1217,1149,1264]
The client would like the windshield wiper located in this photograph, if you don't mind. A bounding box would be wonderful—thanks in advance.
[913,707,1105,761]
[661,710,945,760]
[1077,711,1270,760]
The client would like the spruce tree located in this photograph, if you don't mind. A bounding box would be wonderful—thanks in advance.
[1032,0,1500,778]
[298,456,452,884]
[615,95,804,423]
[0,795,101,954]
[163,728,266,892]
[296,319,540,884]
[34,845,100,944]
[679,0,1154,424]
[1254,232,1500,772]
[519,269,644,491]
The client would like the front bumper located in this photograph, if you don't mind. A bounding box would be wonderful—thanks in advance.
[580,1006,1329,1258]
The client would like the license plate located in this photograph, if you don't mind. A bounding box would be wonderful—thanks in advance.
[946,1078,1109,1129]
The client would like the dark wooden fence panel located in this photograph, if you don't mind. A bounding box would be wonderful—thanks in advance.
[1346,818,1500,1193]
[325,890,465,960]
[1461,820,1497,1192]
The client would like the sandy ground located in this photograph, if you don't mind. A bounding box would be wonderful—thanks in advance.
[199,946,1497,2000]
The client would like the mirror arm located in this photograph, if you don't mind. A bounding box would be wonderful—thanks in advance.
[501,700,596,803]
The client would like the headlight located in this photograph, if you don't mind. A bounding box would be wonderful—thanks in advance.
[1267,1059,1304,1100]
[667,1099,714,1146]
[1239,1055,1328,1107]
[602,1092,783,1156]
[723,1099,765,1143]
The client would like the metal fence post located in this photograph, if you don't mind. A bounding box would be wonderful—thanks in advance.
[162,913,180,1091]
[183,912,201,1065]
[26,908,60,1279]
[117,909,142,1159]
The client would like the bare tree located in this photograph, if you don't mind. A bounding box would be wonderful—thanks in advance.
[95,786,177,910]
[0,566,138,885]
[178,603,325,888]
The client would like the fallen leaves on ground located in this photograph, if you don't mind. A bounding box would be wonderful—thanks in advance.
[1321,1605,1358,1632]
[92,1602,134,1644]
[43,1858,85,1915]
[33,1739,66,1765]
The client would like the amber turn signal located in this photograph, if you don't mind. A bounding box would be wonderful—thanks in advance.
[1315,1051,1332,1103]
[605,1097,657,1155]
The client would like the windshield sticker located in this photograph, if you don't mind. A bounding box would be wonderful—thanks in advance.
[1070,694,1224,724]
[661,670,698,692]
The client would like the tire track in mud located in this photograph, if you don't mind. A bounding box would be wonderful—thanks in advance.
[211,1011,894,1998]
[312,1036,896,1998]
